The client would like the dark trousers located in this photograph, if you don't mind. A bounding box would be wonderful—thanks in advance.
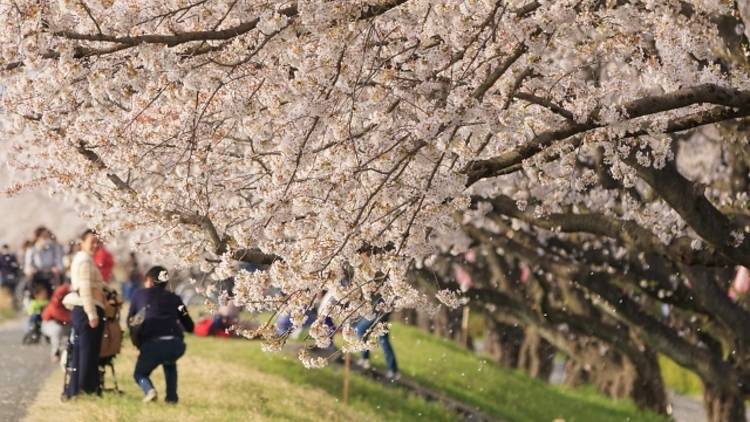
[27,313,42,331]
[134,337,186,402]
[64,306,104,397]
[354,314,398,372]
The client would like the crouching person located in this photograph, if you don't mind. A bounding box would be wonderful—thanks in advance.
[127,266,194,403]
[41,280,71,362]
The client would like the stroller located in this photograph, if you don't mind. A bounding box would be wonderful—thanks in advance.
[62,288,124,395]
[21,282,51,345]
[22,313,49,345]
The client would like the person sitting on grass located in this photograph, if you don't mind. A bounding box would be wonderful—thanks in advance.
[128,266,194,404]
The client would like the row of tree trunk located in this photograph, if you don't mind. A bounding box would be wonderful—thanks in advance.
[397,306,677,417]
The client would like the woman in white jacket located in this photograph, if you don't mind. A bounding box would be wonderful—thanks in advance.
[63,229,105,399]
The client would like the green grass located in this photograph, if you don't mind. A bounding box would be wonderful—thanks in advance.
[365,324,669,422]
[659,355,703,397]
[452,311,706,403]
[25,335,454,422]
[26,321,673,422]
[190,337,455,421]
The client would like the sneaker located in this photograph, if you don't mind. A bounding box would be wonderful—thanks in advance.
[386,370,401,381]
[143,389,158,403]
[356,358,371,370]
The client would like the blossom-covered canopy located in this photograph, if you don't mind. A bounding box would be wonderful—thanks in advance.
[2,0,749,359]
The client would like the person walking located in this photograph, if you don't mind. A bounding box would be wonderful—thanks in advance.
[128,266,194,403]
[0,244,20,297]
[122,252,143,302]
[354,311,400,380]
[63,229,106,399]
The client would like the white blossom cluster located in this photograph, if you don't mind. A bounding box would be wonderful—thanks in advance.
[435,288,470,309]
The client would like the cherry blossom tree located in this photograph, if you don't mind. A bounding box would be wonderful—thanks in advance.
[2,1,750,418]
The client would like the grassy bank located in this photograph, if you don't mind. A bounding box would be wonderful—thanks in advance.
[466,310,706,401]
[24,335,454,422]
[659,355,703,397]
[25,322,671,422]
[366,324,668,422]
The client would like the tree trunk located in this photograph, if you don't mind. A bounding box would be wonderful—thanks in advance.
[563,357,590,387]
[408,306,466,345]
[484,316,524,368]
[430,306,463,341]
[625,348,667,415]
[703,382,747,422]
[517,327,555,380]
[395,309,418,326]
[561,339,667,414]
[415,308,433,332]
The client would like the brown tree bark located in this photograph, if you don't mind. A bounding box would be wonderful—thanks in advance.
[483,316,524,368]
[394,309,418,326]
[517,327,555,380]
[703,382,747,422]
[563,358,590,387]
[626,348,668,415]
[561,339,667,414]
[425,306,464,341]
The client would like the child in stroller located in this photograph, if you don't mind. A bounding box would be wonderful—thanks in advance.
[23,284,49,345]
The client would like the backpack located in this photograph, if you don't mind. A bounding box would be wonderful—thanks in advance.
[127,289,157,349]
[100,318,123,358]
[100,288,123,358]
[127,306,146,349]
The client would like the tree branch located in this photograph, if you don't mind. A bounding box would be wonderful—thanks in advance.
[625,153,750,269]
[484,194,728,266]
[465,84,750,184]
[53,6,297,47]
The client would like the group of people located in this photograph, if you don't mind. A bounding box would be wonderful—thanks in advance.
[2,227,195,404]
[62,229,194,403]
[275,265,400,380]
[5,226,403,405]
[1,227,116,361]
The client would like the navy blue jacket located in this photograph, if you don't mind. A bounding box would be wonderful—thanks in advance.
[128,286,194,344]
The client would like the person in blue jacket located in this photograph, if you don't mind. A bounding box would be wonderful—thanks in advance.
[128,265,194,403]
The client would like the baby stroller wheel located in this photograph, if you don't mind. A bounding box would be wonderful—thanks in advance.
[22,330,40,345]
[22,317,44,345]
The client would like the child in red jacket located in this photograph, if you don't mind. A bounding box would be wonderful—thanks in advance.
[41,282,72,362]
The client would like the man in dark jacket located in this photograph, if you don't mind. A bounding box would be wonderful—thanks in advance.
[128,266,194,403]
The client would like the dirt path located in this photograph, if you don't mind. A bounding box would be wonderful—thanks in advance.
[0,318,56,422]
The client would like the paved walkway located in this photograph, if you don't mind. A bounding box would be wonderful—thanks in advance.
[0,317,56,422]
[550,360,749,422]
[668,391,750,422]
[669,391,708,422]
